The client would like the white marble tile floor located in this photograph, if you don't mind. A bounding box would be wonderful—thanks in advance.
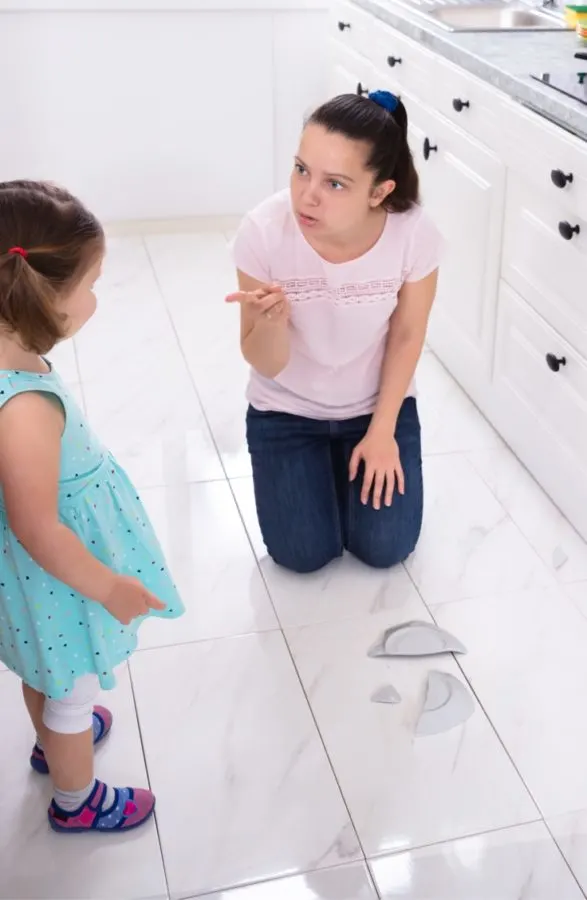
[1,230,587,899]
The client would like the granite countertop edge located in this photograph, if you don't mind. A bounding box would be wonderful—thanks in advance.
[355,0,587,140]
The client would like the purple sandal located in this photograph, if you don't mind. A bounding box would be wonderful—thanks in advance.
[30,706,113,775]
[48,779,156,833]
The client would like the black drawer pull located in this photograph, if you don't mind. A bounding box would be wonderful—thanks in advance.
[452,98,470,112]
[423,137,438,160]
[558,221,580,241]
[357,82,369,96]
[546,353,567,373]
[387,55,403,67]
[551,169,573,189]
[338,20,351,30]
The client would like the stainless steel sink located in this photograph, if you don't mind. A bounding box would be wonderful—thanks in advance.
[394,0,569,31]
[428,2,567,29]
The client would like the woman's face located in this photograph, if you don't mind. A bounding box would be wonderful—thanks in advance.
[290,123,394,239]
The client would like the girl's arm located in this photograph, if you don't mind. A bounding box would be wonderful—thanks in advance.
[0,392,119,605]
[234,269,290,379]
[369,268,439,439]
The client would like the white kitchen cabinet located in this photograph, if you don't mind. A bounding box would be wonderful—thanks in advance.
[503,175,587,360]
[331,3,587,539]
[329,38,376,97]
[492,281,587,540]
[408,99,505,404]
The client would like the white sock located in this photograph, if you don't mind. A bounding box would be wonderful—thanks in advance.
[53,780,115,812]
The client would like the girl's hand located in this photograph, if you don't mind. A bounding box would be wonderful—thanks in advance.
[349,431,405,510]
[225,283,289,325]
[102,575,166,625]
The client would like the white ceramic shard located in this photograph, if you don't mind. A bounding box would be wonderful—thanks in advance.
[367,621,467,658]
[415,671,475,736]
[371,684,402,705]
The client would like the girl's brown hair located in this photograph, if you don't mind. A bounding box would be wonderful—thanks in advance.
[0,181,104,354]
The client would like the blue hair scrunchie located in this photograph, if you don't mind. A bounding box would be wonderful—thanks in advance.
[368,90,399,114]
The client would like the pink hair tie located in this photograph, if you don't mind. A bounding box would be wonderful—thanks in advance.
[8,246,28,259]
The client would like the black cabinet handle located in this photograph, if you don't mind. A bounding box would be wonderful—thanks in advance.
[546,353,567,372]
[551,169,574,189]
[357,82,369,96]
[423,138,438,161]
[338,21,351,30]
[387,55,403,67]
[452,98,470,112]
[558,221,580,240]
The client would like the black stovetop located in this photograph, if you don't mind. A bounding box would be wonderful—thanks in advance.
[531,52,587,106]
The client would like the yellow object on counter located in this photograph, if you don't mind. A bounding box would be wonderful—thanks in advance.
[565,4,587,26]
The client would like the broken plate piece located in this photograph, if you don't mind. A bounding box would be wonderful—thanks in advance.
[368,621,467,658]
[371,684,402,705]
[415,670,475,736]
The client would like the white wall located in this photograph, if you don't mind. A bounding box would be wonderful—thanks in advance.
[0,5,329,221]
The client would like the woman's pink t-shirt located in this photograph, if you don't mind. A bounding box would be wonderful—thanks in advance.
[231,189,442,420]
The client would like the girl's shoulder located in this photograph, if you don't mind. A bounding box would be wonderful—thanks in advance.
[0,365,68,406]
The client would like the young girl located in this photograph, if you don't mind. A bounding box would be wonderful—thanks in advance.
[227,91,442,575]
[0,180,184,833]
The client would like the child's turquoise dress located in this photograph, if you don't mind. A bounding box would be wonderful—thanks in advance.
[0,365,184,700]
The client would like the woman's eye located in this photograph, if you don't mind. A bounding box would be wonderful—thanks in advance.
[329,180,344,190]
[295,163,307,175]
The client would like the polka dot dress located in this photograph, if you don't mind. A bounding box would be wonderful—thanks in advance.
[0,367,184,700]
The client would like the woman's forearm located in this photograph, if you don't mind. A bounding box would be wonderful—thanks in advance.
[242,317,290,379]
[370,329,424,436]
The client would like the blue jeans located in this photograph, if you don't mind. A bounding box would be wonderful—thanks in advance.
[246,397,423,573]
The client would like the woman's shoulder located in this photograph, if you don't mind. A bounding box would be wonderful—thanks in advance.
[240,189,294,233]
[386,203,438,238]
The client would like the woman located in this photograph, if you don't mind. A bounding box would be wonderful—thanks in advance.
[227,90,442,574]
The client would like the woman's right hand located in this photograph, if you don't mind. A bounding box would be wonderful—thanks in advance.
[102,575,166,625]
[225,282,289,326]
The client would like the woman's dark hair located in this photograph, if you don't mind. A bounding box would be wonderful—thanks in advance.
[0,180,104,354]
[307,93,419,213]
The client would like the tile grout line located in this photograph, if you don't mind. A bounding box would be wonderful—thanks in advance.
[140,233,286,634]
[463,452,586,587]
[402,562,587,899]
[140,235,232,487]
[127,659,172,900]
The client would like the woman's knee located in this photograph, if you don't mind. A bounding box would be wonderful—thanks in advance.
[352,534,417,569]
[269,544,342,574]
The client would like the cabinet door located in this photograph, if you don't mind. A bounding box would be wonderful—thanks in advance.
[328,38,376,98]
[503,175,587,359]
[403,96,506,406]
[492,281,587,541]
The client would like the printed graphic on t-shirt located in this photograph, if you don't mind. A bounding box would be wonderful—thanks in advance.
[280,277,404,307]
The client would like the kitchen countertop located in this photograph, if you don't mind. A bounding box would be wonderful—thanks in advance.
[0,0,325,9]
[356,0,587,139]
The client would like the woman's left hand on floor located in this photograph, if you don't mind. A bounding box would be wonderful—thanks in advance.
[349,432,405,510]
